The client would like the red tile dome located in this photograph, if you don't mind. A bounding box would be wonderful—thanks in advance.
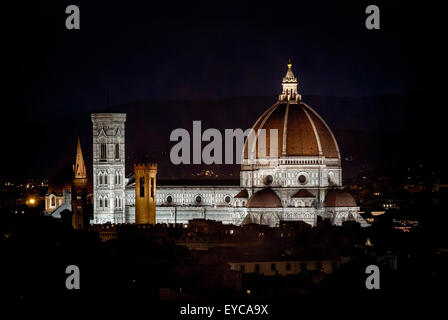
[247,188,282,208]
[244,101,340,159]
[324,189,357,207]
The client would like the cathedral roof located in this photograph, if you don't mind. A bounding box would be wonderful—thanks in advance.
[292,189,314,198]
[324,189,357,207]
[234,189,249,198]
[243,61,340,160]
[247,188,282,208]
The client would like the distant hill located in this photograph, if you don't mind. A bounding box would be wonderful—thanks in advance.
[1,93,442,181]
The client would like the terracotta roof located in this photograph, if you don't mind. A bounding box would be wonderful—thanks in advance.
[234,189,249,198]
[244,101,339,159]
[247,188,282,208]
[324,189,357,207]
[292,189,314,198]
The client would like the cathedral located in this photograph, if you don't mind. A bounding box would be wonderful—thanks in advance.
[46,62,368,228]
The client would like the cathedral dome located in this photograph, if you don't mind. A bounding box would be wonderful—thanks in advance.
[243,61,339,160]
[247,188,282,208]
[243,101,340,159]
[324,189,357,207]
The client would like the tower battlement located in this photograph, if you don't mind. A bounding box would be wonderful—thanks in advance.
[133,163,158,170]
[134,162,157,225]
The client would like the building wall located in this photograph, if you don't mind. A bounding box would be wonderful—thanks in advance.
[44,190,72,218]
[123,185,360,227]
[125,197,321,227]
[327,207,368,227]
[45,193,66,213]
[72,177,88,229]
[240,156,342,206]
[126,185,240,208]
[228,260,340,276]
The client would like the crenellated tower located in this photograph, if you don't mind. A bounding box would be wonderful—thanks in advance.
[133,163,157,224]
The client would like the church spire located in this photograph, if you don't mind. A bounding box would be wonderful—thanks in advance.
[279,59,301,102]
[74,137,87,178]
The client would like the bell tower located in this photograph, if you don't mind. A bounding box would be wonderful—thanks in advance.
[134,163,157,224]
[91,112,126,224]
[71,137,88,229]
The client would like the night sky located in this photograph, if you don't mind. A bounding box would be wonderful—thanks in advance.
[3,1,443,181]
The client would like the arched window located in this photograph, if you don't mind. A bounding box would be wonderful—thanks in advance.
[51,196,56,207]
[100,143,107,160]
[104,199,108,207]
[104,174,108,185]
[115,143,119,159]
[99,198,103,208]
[140,177,145,197]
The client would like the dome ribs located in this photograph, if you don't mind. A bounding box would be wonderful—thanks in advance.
[303,103,340,159]
[282,103,290,155]
[257,103,286,158]
[243,103,279,159]
[302,106,323,156]
[243,100,340,160]
[285,104,319,156]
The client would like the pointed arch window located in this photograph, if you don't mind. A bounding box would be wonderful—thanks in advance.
[100,143,107,160]
[99,198,103,208]
[115,171,121,185]
[115,143,120,159]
